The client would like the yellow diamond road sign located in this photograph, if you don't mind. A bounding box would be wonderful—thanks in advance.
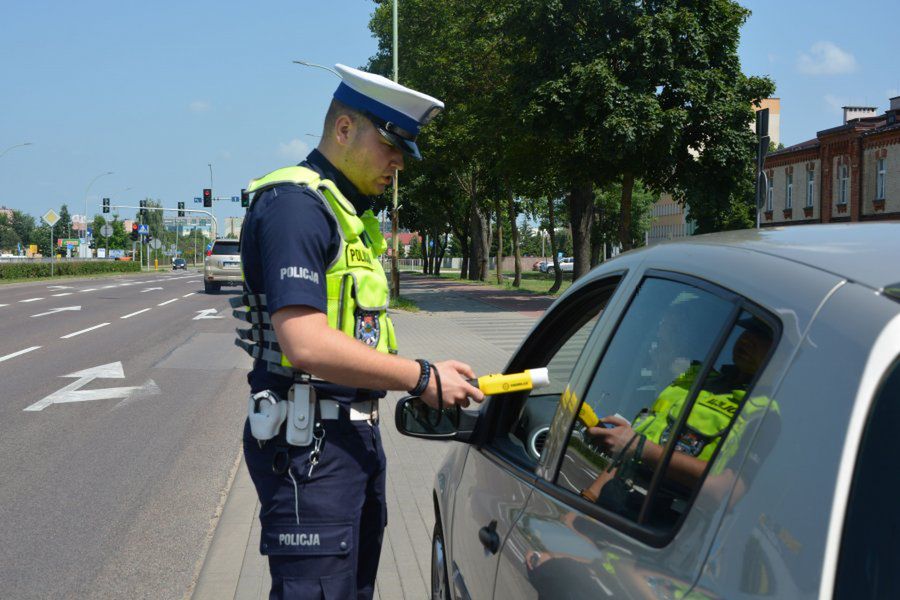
[42,209,60,226]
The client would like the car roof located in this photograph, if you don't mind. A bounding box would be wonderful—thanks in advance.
[648,223,900,293]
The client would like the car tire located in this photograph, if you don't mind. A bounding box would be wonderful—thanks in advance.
[204,281,219,294]
[431,521,451,600]
[546,266,555,276]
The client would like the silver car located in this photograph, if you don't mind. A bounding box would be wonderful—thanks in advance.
[397,223,900,600]
[203,239,241,293]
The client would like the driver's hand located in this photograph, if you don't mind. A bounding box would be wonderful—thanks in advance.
[587,415,634,455]
[420,360,484,410]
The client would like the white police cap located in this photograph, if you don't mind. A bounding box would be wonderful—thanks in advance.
[333,63,444,160]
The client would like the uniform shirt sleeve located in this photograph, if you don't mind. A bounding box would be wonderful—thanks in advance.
[253,186,339,316]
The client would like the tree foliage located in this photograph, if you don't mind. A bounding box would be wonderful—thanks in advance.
[367,0,773,287]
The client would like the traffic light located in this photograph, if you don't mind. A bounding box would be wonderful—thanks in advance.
[178,201,185,217]
[241,188,249,208]
[131,222,139,241]
[140,199,147,216]
[146,234,153,246]
[102,198,110,214]
[203,188,212,207]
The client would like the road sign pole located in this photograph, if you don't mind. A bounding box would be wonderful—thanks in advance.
[50,225,54,277]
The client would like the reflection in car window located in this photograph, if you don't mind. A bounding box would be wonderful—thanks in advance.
[491,283,616,470]
[556,276,776,535]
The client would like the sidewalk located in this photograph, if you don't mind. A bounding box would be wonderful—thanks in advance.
[191,274,555,600]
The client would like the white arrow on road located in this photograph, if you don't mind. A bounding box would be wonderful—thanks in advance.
[194,308,223,320]
[30,305,81,318]
[141,287,163,293]
[23,362,159,412]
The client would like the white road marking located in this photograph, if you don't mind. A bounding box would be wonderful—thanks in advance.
[31,306,81,318]
[0,346,41,363]
[19,297,43,303]
[141,287,163,293]
[47,285,73,290]
[23,361,159,412]
[183,292,195,297]
[101,285,116,289]
[194,308,222,320]
[157,298,178,306]
[0,304,7,308]
[80,288,97,292]
[120,308,151,319]
[51,292,73,297]
[60,323,110,339]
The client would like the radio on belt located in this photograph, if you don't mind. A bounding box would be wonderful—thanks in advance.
[468,368,550,395]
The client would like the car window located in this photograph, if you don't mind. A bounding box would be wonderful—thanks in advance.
[487,278,621,470]
[834,358,900,599]
[211,241,240,255]
[554,275,776,538]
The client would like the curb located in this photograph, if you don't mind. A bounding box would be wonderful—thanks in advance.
[191,455,259,600]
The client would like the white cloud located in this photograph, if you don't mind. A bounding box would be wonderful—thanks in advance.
[797,42,858,75]
[189,100,211,113]
[278,139,311,161]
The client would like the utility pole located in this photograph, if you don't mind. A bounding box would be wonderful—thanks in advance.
[390,0,401,298]
[755,108,770,230]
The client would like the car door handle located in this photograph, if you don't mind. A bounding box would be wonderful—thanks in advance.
[478,520,500,554]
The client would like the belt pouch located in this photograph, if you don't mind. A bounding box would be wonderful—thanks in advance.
[286,383,315,447]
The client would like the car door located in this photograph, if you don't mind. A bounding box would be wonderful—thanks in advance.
[494,272,783,599]
[447,274,627,600]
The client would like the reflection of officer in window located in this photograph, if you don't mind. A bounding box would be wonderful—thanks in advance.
[581,319,777,503]
[236,65,484,599]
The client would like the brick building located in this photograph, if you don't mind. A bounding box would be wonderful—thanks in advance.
[762,97,900,226]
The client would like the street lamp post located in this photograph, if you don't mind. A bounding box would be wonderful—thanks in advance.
[207,163,215,238]
[0,142,33,160]
[390,0,400,298]
[83,171,113,257]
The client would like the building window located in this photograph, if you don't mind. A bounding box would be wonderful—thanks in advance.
[876,158,886,200]
[786,173,793,209]
[807,170,815,208]
[839,164,849,205]
[766,176,774,211]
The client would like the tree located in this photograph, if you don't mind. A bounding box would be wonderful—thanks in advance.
[0,223,20,252]
[500,0,773,276]
[58,204,72,238]
[11,210,35,249]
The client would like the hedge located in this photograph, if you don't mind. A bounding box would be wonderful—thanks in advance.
[0,260,141,280]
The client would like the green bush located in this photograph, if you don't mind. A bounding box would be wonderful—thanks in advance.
[0,260,141,280]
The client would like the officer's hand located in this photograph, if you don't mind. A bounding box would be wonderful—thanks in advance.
[421,360,484,410]
[587,415,633,455]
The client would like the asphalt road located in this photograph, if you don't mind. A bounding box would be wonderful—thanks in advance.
[0,269,249,599]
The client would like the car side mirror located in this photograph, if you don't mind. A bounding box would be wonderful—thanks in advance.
[394,396,478,443]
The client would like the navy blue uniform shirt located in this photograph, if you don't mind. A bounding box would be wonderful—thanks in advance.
[241,149,386,404]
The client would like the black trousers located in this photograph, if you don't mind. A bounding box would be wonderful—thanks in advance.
[243,414,387,600]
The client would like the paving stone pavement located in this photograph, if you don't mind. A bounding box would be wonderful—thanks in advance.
[192,274,555,600]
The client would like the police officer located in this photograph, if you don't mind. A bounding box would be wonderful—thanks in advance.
[233,64,485,599]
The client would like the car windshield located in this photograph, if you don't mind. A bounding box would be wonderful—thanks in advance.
[210,241,240,255]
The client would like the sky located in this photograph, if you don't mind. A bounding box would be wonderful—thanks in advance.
[2,0,898,232]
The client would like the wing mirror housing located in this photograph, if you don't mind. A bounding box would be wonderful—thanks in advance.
[394,396,479,443]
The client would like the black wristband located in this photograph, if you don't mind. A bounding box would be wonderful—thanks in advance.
[408,358,431,397]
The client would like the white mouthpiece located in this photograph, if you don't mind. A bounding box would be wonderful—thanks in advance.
[528,368,550,389]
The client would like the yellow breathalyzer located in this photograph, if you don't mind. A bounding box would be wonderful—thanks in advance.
[468,368,550,395]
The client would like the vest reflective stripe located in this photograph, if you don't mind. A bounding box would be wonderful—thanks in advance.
[235,165,397,377]
[634,365,747,462]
